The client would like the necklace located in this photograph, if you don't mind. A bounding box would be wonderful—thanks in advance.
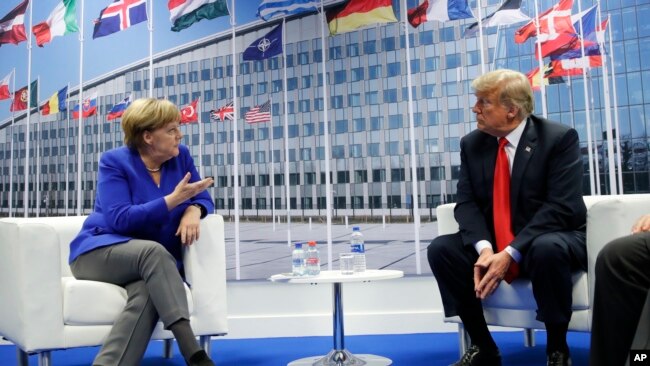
[146,166,161,172]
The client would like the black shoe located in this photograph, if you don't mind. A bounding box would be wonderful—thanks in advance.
[547,351,572,366]
[187,350,215,366]
[451,345,502,366]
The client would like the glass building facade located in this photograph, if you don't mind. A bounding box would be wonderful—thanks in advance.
[0,0,649,218]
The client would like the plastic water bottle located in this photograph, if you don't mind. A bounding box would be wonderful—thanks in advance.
[350,227,366,272]
[305,241,321,276]
[292,242,306,276]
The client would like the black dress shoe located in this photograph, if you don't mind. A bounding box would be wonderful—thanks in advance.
[547,351,572,366]
[451,345,502,366]
[187,350,215,366]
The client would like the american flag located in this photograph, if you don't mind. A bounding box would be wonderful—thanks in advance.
[245,100,271,123]
[210,101,234,121]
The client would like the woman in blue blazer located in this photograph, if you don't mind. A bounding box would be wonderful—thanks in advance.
[69,98,215,366]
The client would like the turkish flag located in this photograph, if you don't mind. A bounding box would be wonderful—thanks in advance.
[180,99,198,124]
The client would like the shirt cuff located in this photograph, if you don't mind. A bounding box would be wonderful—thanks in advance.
[504,246,522,263]
[474,240,493,255]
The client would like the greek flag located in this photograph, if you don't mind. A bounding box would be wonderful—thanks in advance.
[257,0,319,21]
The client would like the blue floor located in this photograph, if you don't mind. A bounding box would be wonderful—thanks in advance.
[0,331,590,366]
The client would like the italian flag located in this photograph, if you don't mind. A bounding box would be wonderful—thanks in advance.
[168,0,229,32]
[326,0,397,35]
[32,0,78,47]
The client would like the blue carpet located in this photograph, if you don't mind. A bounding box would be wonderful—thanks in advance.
[0,331,590,365]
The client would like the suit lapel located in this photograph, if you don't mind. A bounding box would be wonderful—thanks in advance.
[483,135,498,194]
[510,118,538,214]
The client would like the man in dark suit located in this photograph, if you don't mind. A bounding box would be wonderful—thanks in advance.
[428,69,586,366]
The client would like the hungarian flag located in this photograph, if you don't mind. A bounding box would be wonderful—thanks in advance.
[0,71,12,100]
[464,0,529,37]
[169,0,229,32]
[72,92,97,119]
[41,86,68,115]
[10,80,37,112]
[0,0,28,46]
[210,101,233,121]
[408,0,474,27]
[32,0,79,47]
[514,0,575,44]
[326,0,397,35]
[180,99,199,124]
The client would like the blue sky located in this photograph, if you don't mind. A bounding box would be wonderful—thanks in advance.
[0,0,261,122]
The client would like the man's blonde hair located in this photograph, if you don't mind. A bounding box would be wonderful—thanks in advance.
[471,69,534,119]
[121,98,180,149]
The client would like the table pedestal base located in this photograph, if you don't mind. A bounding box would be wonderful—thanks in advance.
[288,349,392,366]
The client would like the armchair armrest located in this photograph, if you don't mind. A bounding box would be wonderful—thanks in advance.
[182,214,228,336]
[0,221,65,352]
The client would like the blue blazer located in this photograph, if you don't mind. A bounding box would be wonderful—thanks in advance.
[69,145,214,266]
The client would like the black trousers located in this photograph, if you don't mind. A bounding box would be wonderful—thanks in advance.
[590,232,650,366]
[428,231,586,326]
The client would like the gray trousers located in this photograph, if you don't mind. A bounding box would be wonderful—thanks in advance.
[70,240,190,366]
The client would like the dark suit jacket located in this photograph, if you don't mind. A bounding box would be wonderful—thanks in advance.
[454,114,586,255]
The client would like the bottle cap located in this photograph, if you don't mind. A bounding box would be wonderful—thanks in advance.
[294,242,303,248]
[308,241,316,246]
[353,226,360,231]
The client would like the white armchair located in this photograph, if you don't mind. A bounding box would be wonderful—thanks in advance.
[0,214,228,366]
[436,194,650,355]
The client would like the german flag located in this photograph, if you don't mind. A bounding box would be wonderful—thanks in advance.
[326,0,397,35]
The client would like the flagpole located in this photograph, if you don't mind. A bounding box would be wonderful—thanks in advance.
[576,0,596,195]
[270,95,276,232]
[230,0,241,280]
[77,0,85,215]
[65,82,70,215]
[607,15,622,192]
[23,0,34,218]
[198,98,204,177]
[476,0,486,73]
[532,0,548,117]
[281,17,291,247]
[148,0,154,98]
[9,68,15,217]
[402,0,422,275]
[36,75,41,217]
[596,4,616,194]
[589,72,601,194]
[320,0,333,270]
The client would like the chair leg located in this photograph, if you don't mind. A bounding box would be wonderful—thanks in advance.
[163,339,174,359]
[16,348,28,366]
[38,352,51,366]
[200,335,212,356]
[458,323,471,357]
[523,328,535,347]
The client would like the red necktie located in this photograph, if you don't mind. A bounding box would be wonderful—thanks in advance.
[493,137,519,283]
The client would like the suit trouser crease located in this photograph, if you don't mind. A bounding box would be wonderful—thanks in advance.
[70,240,191,366]
[427,231,586,326]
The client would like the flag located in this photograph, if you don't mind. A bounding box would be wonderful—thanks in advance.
[243,24,282,61]
[32,0,78,47]
[41,86,68,116]
[10,80,37,112]
[72,93,97,119]
[407,0,474,27]
[245,100,271,123]
[93,0,148,39]
[544,56,602,77]
[107,94,131,120]
[464,0,529,37]
[169,0,229,32]
[0,0,28,46]
[514,0,574,44]
[210,101,233,121]
[326,0,397,36]
[550,6,601,61]
[257,0,319,21]
[180,99,199,124]
[526,64,564,91]
[0,71,11,100]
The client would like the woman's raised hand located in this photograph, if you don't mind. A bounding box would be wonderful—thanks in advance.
[165,173,214,210]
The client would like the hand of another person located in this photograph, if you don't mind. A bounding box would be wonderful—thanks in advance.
[474,249,512,300]
[165,173,214,210]
[176,205,202,246]
[632,214,650,233]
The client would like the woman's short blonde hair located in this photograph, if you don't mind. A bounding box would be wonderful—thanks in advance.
[471,69,534,119]
[121,98,181,149]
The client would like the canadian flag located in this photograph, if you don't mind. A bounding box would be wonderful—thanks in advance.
[0,71,11,100]
[514,0,575,44]
[180,99,198,124]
